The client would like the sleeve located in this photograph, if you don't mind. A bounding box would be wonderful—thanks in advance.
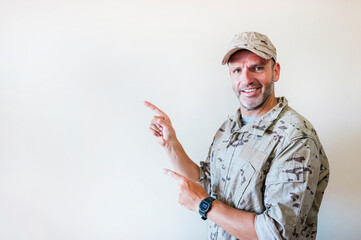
[198,137,214,195]
[254,137,322,240]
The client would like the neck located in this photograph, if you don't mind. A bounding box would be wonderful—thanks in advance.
[241,95,278,117]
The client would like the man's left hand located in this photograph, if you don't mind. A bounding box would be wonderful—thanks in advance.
[163,169,209,212]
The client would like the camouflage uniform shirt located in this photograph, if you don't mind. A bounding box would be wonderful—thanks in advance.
[199,97,329,240]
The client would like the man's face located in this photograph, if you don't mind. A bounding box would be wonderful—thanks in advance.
[228,50,280,111]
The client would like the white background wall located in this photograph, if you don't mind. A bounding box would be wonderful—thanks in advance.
[1,0,360,239]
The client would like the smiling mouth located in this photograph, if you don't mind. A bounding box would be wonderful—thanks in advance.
[241,88,260,93]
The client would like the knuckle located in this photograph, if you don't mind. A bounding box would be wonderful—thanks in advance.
[180,179,187,186]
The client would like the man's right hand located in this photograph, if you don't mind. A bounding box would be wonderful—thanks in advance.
[144,101,177,148]
[144,100,200,182]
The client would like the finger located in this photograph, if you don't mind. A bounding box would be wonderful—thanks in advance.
[151,120,169,134]
[150,121,162,131]
[144,101,169,119]
[149,127,163,137]
[152,117,169,129]
[150,122,164,133]
[162,168,187,182]
[153,117,166,130]
[149,128,162,137]
[153,116,166,124]
[150,127,162,136]
[156,137,166,146]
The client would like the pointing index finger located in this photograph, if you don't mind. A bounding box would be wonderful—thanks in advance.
[144,101,168,118]
[162,168,186,182]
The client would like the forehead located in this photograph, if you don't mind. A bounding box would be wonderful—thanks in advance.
[228,50,270,66]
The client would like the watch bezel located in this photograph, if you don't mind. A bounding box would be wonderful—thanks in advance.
[199,201,211,211]
[199,197,215,220]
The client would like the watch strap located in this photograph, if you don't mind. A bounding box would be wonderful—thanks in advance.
[199,196,215,220]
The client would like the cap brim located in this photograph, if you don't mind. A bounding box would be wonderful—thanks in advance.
[221,47,272,65]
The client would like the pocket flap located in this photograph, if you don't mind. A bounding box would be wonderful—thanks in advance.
[266,164,307,185]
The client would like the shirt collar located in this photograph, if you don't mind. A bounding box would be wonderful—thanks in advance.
[228,97,288,136]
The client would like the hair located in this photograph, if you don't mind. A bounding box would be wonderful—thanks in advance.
[271,59,276,68]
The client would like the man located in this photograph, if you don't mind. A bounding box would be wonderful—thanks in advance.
[145,32,329,240]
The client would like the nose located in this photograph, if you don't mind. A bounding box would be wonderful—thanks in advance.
[239,68,253,87]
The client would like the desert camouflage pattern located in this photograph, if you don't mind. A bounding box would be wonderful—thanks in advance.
[222,32,277,65]
[199,97,329,240]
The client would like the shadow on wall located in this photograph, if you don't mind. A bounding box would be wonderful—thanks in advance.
[317,129,361,239]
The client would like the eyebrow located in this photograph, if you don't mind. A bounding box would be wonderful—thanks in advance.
[229,60,269,70]
[250,62,267,68]
[252,59,269,66]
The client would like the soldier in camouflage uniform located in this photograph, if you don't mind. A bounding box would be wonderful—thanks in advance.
[146,32,329,240]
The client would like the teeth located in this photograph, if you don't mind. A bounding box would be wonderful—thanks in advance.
[243,88,257,93]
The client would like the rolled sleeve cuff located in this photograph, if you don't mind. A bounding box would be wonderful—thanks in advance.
[255,212,282,240]
[198,162,210,194]
[198,165,205,182]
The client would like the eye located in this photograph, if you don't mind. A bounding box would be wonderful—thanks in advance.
[233,69,241,74]
[254,66,264,71]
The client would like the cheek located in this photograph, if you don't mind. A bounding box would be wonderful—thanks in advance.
[231,81,236,89]
[231,78,239,90]
[232,82,239,93]
[258,75,270,86]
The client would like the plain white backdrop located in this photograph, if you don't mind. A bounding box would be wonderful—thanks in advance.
[1,0,361,239]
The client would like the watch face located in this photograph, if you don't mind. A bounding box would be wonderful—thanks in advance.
[200,201,210,211]
[199,197,215,220]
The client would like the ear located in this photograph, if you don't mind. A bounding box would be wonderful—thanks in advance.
[273,62,281,82]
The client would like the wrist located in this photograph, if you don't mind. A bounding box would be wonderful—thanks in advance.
[164,138,180,152]
[193,194,208,212]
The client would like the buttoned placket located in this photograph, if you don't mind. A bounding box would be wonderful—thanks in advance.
[212,129,244,240]
[223,131,244,205]
[222,114,245,191]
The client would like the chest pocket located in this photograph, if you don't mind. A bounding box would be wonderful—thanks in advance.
[230,145,268,208]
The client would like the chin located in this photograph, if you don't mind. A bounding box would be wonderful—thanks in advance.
[240,98,262,110]
[243,104,260,110]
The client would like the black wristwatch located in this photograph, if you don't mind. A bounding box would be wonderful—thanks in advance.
[199,196,215,220]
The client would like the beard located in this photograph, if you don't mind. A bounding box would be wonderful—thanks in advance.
[236,74,274,110]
